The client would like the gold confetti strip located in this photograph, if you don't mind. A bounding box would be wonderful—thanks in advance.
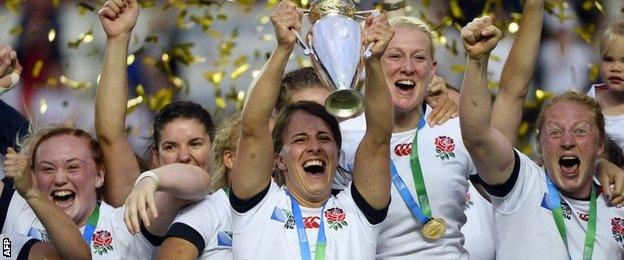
[449,0,464,19]
[148,88,174,111]
[48,29,56,42]
[259,15,270,24]
[518,121,530,136]
[508,22,519,34]
[145,35,159,43]
[574,24,595,44]
[9,25,22,36]
[581,0,602,12]
[77,2,96,13]
[126,95,144,114]
[191,13,214,32]
[59,75,92,89]
[261,34,273,41]
[40,99,48,114]
[138,0,156,8]
[127,54,136,66]
[204,71,225,85]
[68,30,94,49]
[5,0,21,13]
[487,81,499,90]
[215,96,226,109]
[32,60,44,78]
[231,64,250,80]
[169,76,186,89]
[588,63,600,83]
[216,13,228,21]
[450,64,465,74]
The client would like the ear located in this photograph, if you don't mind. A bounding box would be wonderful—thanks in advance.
[223,149,235,171]
[94,165,105,189]
[276,152,287,171]
[151,146,160,168]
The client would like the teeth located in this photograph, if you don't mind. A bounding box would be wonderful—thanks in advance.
[396,80,415,85]
[304,160,323,167]
[53,190,73,197]
[562,156,577,160]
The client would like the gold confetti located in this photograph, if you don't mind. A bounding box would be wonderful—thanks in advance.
[518,121,530,136]
[32,60,44,78]
[127,54,136,65]
[169,76,185,89]
[230,63,250,80]
[9,25,22,36]
[588,63,600,83]
[237,90,245,101]
[5,0,20,13]
[127,95,144,114]
[204,71,225,85]
[251,70,261,78]
[48,29,56,42]
[68,30,94,49]
[574,24,596,44]
[77,2,95,12]
[215,96,226,109]
[148,88,174,111]
[261,34,273,41]
[162,53,170,62]
[145,35,158,43]
[59,75,92,89]
[259,15,270,24]
[39,99,48,114]
[449,0,464,19]
[450,64,466,74]
[508,22,519,34]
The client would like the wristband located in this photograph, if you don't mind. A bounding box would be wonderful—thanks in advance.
[0,72,19,96]
[134,171,160,186]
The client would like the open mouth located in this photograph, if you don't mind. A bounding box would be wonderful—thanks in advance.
[303,159,325,176]
[395,80,415,91]
[51,190,76,206]
[559,156,580,175]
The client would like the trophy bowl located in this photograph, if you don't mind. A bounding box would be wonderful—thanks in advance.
[306,0,365,119]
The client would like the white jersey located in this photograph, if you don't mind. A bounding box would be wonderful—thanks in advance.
[337,108,476,259]
[587,84,624,151]
[487,150,624,259]
[231,180,381,260]
[0,185,158,259]
[0,233,39,260]
[166,189,233,259]
[461,182,496,260]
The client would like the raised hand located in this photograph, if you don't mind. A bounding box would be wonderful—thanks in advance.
[98,0,140,39]
[123,176,158,234]
[426,75,458,126]
[270,0,303,49]
[461,16,502,60]
[363,13,394,60]
[0,44,22,91]
[4,148,38,199]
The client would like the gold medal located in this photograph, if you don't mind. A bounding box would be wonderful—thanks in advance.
[421,217,447,240]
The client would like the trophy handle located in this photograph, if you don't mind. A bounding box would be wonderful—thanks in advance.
[359,10,380,59]
[291,29,313,56]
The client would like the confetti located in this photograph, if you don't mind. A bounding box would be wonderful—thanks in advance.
[32,60,44,78]
[39,99,48,114]
[48,29,56,42]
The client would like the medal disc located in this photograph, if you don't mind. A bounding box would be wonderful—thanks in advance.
[421,217,446,240]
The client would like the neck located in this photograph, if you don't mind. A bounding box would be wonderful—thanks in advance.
[287,186,329,208]
[76,201,98,227]
[393,106,423,133]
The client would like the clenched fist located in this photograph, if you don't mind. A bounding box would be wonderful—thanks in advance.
[461,16,502,60]
[98,0,140,39]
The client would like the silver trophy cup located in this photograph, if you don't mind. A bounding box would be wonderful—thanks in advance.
[295,0,375,119]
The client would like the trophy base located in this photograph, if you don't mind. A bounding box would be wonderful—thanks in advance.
[325,89,364,119]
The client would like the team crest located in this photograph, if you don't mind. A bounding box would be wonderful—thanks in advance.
[561,201,572,220]
[27,227,50,242]
[271,207,295,229]
[92,230,113,255]
[325,207,348,231]
[217,231,233,247]
[612,218,624,243]
[434,136,455,161]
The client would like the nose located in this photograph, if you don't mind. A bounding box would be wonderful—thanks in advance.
[306,138,321,153]
[53,170,69,186]
[177,146,192,164]
[560,132,576,150]
[400,58,415,74]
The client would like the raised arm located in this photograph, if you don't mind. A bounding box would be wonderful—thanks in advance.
[123,163,210,236]
[4,148,91,260]
[459,17,515,186]
[492,0,543,144]
[232,0,302,200]
[96,0,141,207]
[352,14,394,209]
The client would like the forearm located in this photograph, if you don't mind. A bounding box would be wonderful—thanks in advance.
[151,163,210,200]
[460,58,492,145]
[96,35,131,144]
[494,0,543,144]
[241,46,292,135]
[363,59,393,142]
[26,193,91,260]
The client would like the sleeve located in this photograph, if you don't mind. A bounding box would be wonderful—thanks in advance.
[165,200,215,254]
[0,233,40,260]
[230,180,280,234]
[0,181,16,232]
[485,150,544,214]
[350,182,388,225]
[0,100,29,155]
[111,206,157,258]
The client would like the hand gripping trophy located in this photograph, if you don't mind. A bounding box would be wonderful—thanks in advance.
[293,0,378,119]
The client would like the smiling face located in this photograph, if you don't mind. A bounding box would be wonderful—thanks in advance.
[154,118,212,172]
[382,26,437,114]
[33,134,104,226]
[600,35,624,91]
[276,110,338,206]
[539,101,604,198]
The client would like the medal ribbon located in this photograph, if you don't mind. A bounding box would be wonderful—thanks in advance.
[391,116,432,225]
[82,202,101,246]
[546,176,597,260]
[286,191,327,260]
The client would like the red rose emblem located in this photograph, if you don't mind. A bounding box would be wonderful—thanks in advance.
[612,218,624,235]
[325,207,346,222]
[435,136,455,153]
[93,230,113,247]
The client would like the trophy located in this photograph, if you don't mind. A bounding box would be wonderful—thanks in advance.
[293,0,378,119]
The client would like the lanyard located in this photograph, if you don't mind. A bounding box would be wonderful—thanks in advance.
[83,202,101,245]
[391,116,432,224]
[546,176,597,260]
[286,191,327,260]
